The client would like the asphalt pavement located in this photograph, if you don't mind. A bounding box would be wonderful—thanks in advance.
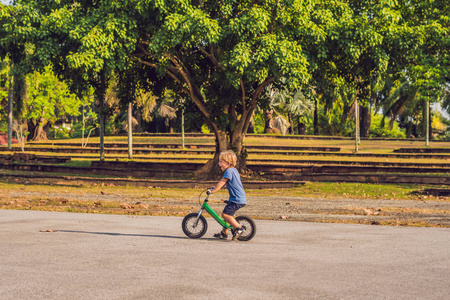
[1,210,449,299]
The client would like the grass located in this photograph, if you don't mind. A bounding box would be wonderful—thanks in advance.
[245,182,443,200]
[17,135,449,166]
[3,149,449,166]
[0,179,445,201]
[25,134,450,152]
[60,160,93,168]
[0,169,121,179]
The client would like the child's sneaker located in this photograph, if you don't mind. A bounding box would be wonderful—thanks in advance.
[213,231,228,239]
[232,226,246,241]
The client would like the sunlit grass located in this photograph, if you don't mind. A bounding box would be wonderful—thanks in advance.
[3,149,448,165]
[23,134,450,153]
[1,181,445,201]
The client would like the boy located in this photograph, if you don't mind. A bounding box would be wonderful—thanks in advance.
[208,150,246,240]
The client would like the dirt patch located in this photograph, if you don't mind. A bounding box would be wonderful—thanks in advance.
[2,188,449,227]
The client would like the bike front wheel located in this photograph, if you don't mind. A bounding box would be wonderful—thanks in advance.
[235,215,256,241]
[182,213,208,238]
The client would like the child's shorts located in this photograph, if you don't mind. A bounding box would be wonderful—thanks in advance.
[223,202,246,216]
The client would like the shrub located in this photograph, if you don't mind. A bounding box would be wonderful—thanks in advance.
[370,113,406,138]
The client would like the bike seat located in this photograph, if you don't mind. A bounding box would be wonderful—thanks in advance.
[223,200,229,204]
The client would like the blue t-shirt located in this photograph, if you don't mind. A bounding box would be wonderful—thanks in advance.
[223,167,246,204]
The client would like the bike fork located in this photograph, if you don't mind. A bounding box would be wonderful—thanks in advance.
[194,209,204,227]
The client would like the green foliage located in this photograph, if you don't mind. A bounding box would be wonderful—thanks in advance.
[318,100,354,136]
[369,112,406,138]
[0,58,8,127]
[252,112,265,134]
[1,0,448,144]
[263,80,314,117]
[431,109,449,140]
[49,126,70,139]
[69,122,96,139]
[25,65,82,122]
[439,87,450,119]
[126,0,329,147]
[200,124,210,134]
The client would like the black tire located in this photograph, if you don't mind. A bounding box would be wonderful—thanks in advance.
[182,213,208,238]
[235,215,256,241]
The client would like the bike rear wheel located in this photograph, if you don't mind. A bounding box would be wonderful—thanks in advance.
[235,215,256,241]
[182,213,208,238]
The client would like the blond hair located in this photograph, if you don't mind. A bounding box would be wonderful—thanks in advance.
[219,150,237,167]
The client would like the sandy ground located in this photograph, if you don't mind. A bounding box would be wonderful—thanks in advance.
[3,187,450,227]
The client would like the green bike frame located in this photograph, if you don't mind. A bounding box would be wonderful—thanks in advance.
[196,195,233,229]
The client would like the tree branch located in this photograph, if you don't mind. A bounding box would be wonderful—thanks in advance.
[229,104,237,125]
[136,44,152,56]
[250,77,274,108]
[136,48,217,132]
[198,45,221,68]
[166,53,211,119]
[136,58,158,69]
[240,79,246,113]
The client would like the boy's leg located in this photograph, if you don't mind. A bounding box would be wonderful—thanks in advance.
[213,228,228,239]
[222,213,241,229]
[222,202,246,229]
[220,225,229,236]
[221,203,246,240]
[223,213,246,240]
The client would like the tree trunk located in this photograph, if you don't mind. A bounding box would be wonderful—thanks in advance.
[230,129,247,170]
[34,122,49,141]
[288,113,294,135]
[343,94,357,123]
[194,104,253,180]
[7,70,13,149]
[99,99,105,161]
[313,98,318,135]
[168,119,174,133]
[134,109,142,133]
[297,121,306,135]
[359,105,371,137]
[93,71,107,161]
[264,109,275,133]
[247,114,255,133]
[27,119,50,141]
[194,129,228,180]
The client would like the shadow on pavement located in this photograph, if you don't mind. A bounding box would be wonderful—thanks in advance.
[56,230,217,240]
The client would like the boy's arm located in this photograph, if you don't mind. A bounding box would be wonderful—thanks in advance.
[209,178,229,194]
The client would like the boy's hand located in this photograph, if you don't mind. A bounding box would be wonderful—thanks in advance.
[206,188,213,195]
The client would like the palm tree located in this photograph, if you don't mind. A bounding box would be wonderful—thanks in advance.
[129,89,178,133]
[262,80,314,135]
[156,103,177,132]
[439,85,450,118]
[376,76,423,138]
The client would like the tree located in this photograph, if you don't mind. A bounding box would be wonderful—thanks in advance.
[8,0,138,160]
[0,3,27,148]
[369,0,450,140]
[25,65,83,141]
[441,88,450,119]
[399,0,450,142]
[313,0,399,137]
[10,0,447,172]
[0,58,9,128]
[127,0,353,176]
[261,80,313,135]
